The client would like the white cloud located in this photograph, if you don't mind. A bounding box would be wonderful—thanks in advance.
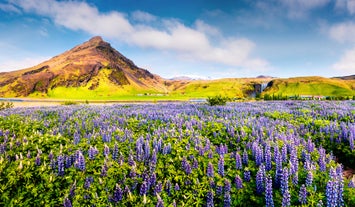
[278,0,330,19]
[328,22,355,43]
[336,0,355,14]
[0,57,49,72]
[9,0,269,71]
[131,10,157,22]
[0,3,21,13]
[332,47,355,74]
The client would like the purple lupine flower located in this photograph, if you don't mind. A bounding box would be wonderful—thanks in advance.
[299,184,307,205]
[57,155,65,176]
[209,180,215,188]
[104,144,110,157]
[242,149,248,165]
[234,175,243,189]
[319,157,326,172]
[192,158,198,169]
[154,181,162,194]
[150,173,157,187]
[256,164,265,194]
[156,197,164,207]
[218,156,224,177]
[88,146,96,160]
[73,132,80,145]
[282,189,291,207]
[144,140,150,160]
[76,151,85,171]
[235,152,242,170]
[166,180,172,195]
[112,184,123,202]
[174,183,180,191]
[84,176,93,189]
[216,185,223,196]
[35,153,41,166]
[336,165,344,207]
[255,146,263,166]
[244,169,251,182]
[265,146,272,171]
[224,192,231,207]
[348,179,355,188]
[140,181,148,195]
[208,150,213,159]
[128,153,136,166]
[151,149,157,165]
[63,198,72,207]
[265,175,274,207]
[65,155,72,168]
[112,143,119,161]
[69,182,76,198]
[26,150,31,158]
[207,162,214,177]
[206,190,214,207]
[225,179,231,192]
[281,144,288,163]
[326,179,337,207]
[100,162,108,177]
[184,162,192,175]
[306,170,313,187]
[280,167,289,194]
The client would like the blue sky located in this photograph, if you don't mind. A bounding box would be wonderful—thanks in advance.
[0,0,355,79]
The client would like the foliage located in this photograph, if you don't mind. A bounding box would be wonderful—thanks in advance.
[0,102,14,110]
[0,101,354,206]
[61,101,78,105]
[207,95,229,106]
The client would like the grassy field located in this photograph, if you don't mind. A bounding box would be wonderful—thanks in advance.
[263,77,355,97]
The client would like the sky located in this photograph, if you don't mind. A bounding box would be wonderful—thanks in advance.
[0,0,355,79]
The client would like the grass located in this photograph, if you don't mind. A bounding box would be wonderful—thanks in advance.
[263,77,355,96]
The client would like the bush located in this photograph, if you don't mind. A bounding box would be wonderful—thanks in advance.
[61,101,78,105]
[0,102,14,110]
[206,95,229,106]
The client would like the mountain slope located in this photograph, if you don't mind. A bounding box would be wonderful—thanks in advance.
[262,76,355,96]
[0,36,167,98]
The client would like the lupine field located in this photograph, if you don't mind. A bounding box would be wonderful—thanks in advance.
[0,101,355,207]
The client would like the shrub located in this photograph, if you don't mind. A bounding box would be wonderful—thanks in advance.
[61,101,78,105]
[207,95,229,106]
[0,102,14,110]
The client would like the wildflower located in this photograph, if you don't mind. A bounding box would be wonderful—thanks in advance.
[218,156,224,177]
[207,162,214,177]
[57,154,65,176]
[206,191,214,207]
[282,189,291,207]
[298,184,307,205]
[235,152,242,170]
[63,198,72,207]
[244,169,251,182]
[224,192,231,207]
[265,175,274,207]
[234,175,243,189]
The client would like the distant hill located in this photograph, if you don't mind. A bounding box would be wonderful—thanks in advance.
[0,37,354,100]
[334,75,355,80]
[263,76,355,97]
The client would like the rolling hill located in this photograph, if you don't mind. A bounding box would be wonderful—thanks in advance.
[263,76,355,97]
[0,36,354,100]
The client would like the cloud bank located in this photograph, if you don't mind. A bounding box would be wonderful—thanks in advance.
[8,0,268,70]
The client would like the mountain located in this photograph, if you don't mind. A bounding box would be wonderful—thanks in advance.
[0,37,354,100]
[0,36,167,99]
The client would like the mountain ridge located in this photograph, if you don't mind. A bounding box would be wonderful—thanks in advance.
[0,37,354,99]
